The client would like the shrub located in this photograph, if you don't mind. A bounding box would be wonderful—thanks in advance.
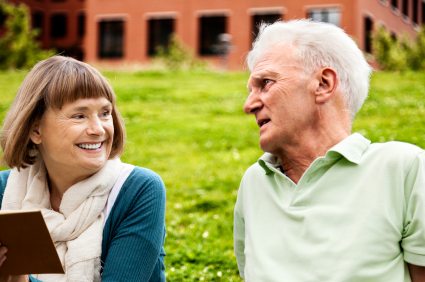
[372,25,425,71]
[154,34,205,71]
[0,0,53,69]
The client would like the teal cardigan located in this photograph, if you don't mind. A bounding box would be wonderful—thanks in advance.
[0,167,166,282]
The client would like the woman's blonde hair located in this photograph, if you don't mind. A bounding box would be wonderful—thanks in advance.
[0,55,126,168]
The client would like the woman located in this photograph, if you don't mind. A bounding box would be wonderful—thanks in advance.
[0,56,166,282]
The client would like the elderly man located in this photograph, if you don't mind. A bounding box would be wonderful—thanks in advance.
[234,19,425,281]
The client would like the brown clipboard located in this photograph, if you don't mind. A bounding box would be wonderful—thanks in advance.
[0,210,64,275]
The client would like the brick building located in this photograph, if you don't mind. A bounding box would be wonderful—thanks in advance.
[4,0,425,69]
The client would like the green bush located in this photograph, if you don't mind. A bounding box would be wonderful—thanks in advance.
[154,34,205,71]
[408,27,425,70]
[0,0,53,69]
[372,25,425,71]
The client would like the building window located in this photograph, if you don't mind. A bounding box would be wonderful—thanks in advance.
[50,13,67,39]
[307,7,341,26]
[98,20,124,59]
[402,0,409,17]
[147,18,175,56]
[0,8,7,27]
[77,12,85,38]
[422,1,425,24]
[32,12,44,30]
[391,0,398,10]
[251,13,282,42]
[364,16,373,53]
[198,15,227,56]
[32,11,44,37]
[412,0,419,24]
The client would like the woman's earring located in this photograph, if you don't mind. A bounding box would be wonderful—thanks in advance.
[29,148,38,157]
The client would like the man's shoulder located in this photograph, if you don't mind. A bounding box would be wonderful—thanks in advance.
[243,160,264,176]
[240,156,272,187]
[365,141,425,172]
[369,140,424,159]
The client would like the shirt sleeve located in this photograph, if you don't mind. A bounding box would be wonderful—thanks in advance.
[101,169,166,282]
[234,181,246,279]
[29,275,42,282]
[0,170,11,207]
[402,151,425,266]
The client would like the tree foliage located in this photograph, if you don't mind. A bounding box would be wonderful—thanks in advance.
[372,25,425,71]
[0,0,53,69]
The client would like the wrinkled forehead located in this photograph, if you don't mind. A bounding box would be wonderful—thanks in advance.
[252,45,302,71]
[250,48,303,75]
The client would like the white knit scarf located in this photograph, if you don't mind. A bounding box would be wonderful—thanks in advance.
[1,158,123,282]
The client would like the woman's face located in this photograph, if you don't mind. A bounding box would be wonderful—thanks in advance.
[30,97,115,180]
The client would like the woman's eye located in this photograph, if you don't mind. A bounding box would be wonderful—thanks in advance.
[72,114,85,119]
[101,110,112,117]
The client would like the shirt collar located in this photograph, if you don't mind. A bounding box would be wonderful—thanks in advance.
[327,133,371,164]
[258,133,371,174]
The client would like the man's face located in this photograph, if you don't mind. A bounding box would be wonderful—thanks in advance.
[244,47,318,155]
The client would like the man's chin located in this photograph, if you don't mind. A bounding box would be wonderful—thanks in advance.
[259,140,273,153]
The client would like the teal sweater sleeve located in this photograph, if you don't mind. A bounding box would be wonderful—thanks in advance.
[0,170,10,204]
[101,167,166,282]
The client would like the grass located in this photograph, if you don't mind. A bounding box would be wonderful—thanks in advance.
[0,69,425,281]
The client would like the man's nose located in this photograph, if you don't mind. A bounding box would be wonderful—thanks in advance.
[243,91,262,114]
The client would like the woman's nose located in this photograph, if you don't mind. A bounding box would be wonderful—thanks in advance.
[86,117,105,135]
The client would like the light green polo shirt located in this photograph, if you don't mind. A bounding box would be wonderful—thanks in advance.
[234,133,425,282]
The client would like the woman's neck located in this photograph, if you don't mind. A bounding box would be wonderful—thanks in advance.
[46,170,88,211]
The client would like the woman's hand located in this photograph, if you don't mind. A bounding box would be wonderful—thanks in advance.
[0,243,28,282]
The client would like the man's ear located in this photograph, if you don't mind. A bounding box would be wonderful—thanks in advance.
[315,67,338,104]
[29,122,42,145]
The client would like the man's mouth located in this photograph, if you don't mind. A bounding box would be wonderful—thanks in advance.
[257,119,271,127]
[77,142,102,150]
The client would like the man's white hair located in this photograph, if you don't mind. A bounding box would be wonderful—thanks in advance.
[247,19,372,119]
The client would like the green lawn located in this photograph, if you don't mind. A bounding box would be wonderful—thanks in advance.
[0,69,424,281]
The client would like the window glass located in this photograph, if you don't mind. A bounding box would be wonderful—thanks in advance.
[198,15,227,56]
[147,18,174,56]
[50,13,67,38]
[98,20,124,58]
[251,13,282,42]
[307,8,341,26]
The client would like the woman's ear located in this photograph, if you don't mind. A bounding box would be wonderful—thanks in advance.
[315,67,338,104]
[29,122,42,145]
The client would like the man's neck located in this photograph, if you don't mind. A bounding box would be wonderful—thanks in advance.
[276,127,350,184]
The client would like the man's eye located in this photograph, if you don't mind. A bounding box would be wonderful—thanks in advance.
[262,79,273,89]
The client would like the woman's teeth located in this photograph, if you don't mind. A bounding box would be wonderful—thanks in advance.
[78,143,101,150]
